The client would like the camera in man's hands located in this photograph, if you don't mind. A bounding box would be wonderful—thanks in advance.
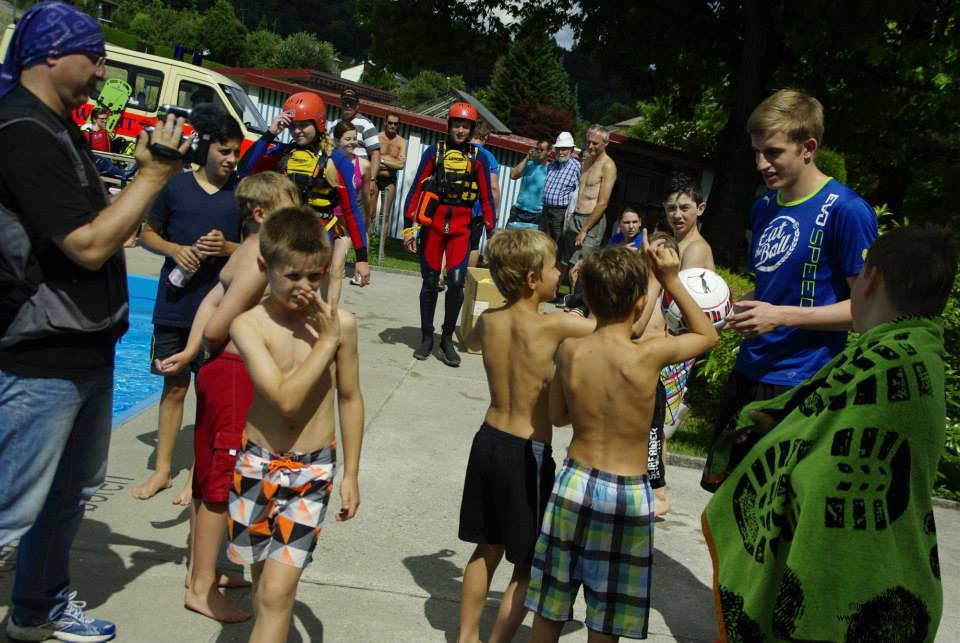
[146,103,225,165]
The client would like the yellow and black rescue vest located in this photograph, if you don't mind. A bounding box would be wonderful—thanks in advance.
[431,141,479,206]
[282,147,338,214]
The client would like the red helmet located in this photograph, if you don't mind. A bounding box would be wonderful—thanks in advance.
[447,101,477,123]
[283,92,327,132]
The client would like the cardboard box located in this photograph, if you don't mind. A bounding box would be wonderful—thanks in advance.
[457,267,506,353]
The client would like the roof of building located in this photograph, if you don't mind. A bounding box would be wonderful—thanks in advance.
[213,67,712,167]
[213,67,534,153]
[213,67,398,105]
[419,89,511,134]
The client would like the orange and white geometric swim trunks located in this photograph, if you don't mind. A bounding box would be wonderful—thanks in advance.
[227,435,335,569]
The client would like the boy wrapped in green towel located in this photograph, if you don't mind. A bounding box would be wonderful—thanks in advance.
[703,226,956,642]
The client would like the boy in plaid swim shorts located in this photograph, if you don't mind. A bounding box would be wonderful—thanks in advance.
[228,206,364,642]
[526,236,717,640]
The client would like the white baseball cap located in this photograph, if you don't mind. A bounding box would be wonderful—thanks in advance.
[553,131,575,148]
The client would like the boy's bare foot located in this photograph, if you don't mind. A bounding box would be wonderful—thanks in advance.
[171,478,192,505]
[184,588,250,623]
[131,471,172,499]
[184,569,251,589]
[654,488,672,518]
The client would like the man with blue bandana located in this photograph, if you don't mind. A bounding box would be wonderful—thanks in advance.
[707,89,877,488]
[0,4,188,641]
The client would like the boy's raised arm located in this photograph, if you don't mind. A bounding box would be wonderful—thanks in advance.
[335,310,364,522]
[230,294,341,420]
[155,281,224,375]
[643,231,718,366]
[203,258,268,351]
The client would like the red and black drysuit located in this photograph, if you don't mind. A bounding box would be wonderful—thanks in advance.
[403,140,495,336]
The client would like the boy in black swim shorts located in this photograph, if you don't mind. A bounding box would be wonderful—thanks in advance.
[457,228,594,643]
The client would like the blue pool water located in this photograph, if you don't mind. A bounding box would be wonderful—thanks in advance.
[112,275,163,427]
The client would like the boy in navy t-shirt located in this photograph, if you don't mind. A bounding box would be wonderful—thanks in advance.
[133,115,245,501]
[711,89,878,481]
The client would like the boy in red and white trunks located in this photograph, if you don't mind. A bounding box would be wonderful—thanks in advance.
[156,172,298,623]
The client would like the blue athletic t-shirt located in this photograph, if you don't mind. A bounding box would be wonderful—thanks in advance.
[150,172,241,327]
[735,178,877,386]
[608,230,642,249]
[513,161,548,214]
[473,144,499,219]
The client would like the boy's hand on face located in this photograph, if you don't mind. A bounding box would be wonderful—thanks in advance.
[299,289,341,344]
[337,475,360,521]
[642,229,680,282]
[196,229,225,257]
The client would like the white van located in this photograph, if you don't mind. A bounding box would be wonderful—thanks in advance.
[0,24,268,156]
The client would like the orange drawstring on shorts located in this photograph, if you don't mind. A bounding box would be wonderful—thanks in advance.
[267,457,306,475]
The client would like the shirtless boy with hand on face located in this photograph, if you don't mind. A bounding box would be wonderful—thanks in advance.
[525,235,717,642]
[457,229,594,643]
[228,207,364,643]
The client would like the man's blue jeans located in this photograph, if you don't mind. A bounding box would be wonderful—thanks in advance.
[0,368,112,624]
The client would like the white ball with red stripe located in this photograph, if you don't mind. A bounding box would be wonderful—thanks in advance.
[661,268,733,334]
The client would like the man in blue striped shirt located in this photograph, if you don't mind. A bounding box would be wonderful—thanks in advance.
[539,131,580,244]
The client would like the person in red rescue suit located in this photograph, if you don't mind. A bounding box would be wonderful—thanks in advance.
[238,91,369,306]
[403,102,496,367]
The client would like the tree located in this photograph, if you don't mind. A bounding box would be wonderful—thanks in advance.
[514,0,960,264]
[626,88,729,157]
[397,70,465,110]
[272,32,338,73]
[238,30,283,68]
[486,32,579,123]
[507,104,576,141]
[360,65,399,93]
[356,0,511,87]
[198,0,246,65]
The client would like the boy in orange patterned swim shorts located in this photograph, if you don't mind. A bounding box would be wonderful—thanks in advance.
[227,206,364,642]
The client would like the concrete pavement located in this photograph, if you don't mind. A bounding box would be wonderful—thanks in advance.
[1,247,957,642]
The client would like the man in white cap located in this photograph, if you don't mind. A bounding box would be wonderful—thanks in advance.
[539,131,580,244]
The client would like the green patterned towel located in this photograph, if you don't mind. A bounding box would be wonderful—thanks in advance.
[702,317,945,642]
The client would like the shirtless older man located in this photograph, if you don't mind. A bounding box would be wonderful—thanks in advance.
[558,125,617,286]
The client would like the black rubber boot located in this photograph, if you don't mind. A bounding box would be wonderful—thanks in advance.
[438,333,461,367]
[414,333,433,360]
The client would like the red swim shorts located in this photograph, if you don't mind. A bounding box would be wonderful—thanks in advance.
[193,352,254,503]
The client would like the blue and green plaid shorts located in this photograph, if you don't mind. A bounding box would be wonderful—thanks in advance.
[525,458,654,639]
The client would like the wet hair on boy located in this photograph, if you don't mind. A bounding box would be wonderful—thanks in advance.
[664,173,703,206]
[580,245,649,321]
[486,228,557,302]
[864,225,957,317]
[259,205,332,270]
